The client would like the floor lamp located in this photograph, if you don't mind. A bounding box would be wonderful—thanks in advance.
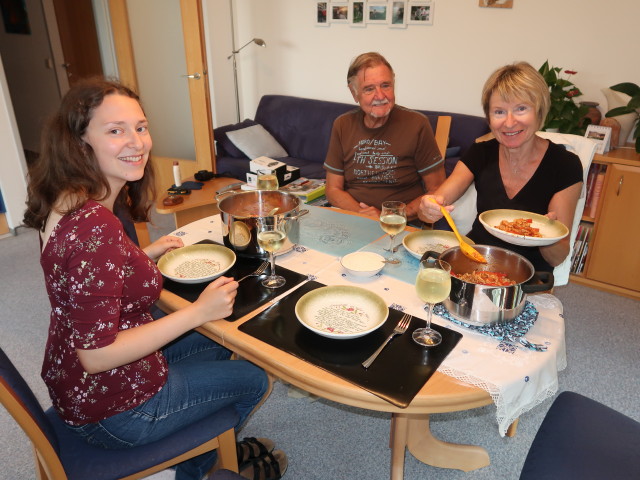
[227,38,266,122]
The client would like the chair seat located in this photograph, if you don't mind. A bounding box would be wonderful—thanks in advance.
[49,406,239,479]
[519,391,640,480]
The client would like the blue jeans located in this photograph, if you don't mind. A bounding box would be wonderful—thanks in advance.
[66,331,269,480]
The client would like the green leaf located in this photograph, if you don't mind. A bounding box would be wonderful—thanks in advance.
[610,82,640,98]
[605,106,636,117]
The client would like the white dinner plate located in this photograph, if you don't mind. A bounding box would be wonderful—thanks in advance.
[158,244,236,284]
[479,209,569,247]
[402,230,475,259]
[295,286,389,339]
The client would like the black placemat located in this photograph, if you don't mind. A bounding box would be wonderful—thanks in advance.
[162,241,307,321]
[238,281,462,408]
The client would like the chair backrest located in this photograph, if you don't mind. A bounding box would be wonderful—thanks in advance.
[535,132,597,285]
[0,346,66,477]
[448,132,597,285]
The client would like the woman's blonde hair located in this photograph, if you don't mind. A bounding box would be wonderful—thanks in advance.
[481,61,550,130]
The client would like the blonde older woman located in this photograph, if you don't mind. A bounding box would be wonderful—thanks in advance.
[418,61,583,274]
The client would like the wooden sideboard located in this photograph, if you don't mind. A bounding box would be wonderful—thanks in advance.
[570,146,640,300]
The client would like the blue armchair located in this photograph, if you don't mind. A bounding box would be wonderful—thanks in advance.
[520,391,640,479]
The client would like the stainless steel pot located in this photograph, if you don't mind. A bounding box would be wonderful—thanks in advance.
[429,245,553,326]
[216,190,308,257]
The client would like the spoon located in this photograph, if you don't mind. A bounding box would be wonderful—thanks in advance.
[428,198,487,264]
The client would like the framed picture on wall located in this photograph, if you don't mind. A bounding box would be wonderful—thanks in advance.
[316,1,329,26]
[408,1,434,25]
[479,0,514,8]
[349,1,366,27]
[389,1,408,28]
[331,2,349,23]
[367,1,389,24]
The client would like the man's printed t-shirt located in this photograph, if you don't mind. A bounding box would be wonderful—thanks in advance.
[324,105,442,208]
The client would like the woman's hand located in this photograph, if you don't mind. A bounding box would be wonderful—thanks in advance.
[192,276,239,323]
[143,235,184,261]
[418,195,453,223]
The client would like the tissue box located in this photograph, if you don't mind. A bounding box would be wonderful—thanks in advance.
[249,157,286,176]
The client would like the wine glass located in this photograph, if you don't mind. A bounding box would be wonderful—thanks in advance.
[256,174,279,190]
[412,257,451,347]
[379,201,407,264]
[256,220,287,288]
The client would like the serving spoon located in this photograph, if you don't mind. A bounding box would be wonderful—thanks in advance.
[428,197,487,264]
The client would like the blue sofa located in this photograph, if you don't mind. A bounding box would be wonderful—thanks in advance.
[214,95,489,180]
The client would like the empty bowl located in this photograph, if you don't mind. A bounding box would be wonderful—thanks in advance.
[340,251,385,277]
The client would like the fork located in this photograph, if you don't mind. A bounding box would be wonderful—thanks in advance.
[362,313,412,369]
[237,261,269,283]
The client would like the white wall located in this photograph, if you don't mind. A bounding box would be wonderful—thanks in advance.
[0,57,28,231]
[207,0,640,133]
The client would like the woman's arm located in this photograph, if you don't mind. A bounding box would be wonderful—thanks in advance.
[76,276,238,374]
[539,182,582,267]
[418,162,475,223]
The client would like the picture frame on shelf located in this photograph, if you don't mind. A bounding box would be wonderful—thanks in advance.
[331,2,349,23]
[585,124,612,154]
[407,1,434,25]
[349,1,366,27]
[316,1,329,26]
[367,1,390,24]
[389,0,408,28]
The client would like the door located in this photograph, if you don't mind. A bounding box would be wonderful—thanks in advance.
[51,0,103,85]
[108,0,215,192]
[587,164,640,291]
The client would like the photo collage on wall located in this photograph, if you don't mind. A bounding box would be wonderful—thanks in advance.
[316,1,435,28]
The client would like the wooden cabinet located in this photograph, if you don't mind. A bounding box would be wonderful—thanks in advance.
[570,147,640,300]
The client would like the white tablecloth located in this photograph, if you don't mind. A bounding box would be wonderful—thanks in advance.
[167,211,566,436]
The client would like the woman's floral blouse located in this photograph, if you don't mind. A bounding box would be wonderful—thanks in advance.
[40,200,167,425]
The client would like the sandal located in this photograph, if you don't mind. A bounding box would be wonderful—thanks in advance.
[239,449,288,480]
[237,437,276,465]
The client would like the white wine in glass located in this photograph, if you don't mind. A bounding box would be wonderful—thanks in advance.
[256,174,279,190]
[256,222,287,288]
[412,258,451,347]
[379,201,407,264]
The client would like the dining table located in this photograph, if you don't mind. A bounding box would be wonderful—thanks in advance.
[157,205,567,480]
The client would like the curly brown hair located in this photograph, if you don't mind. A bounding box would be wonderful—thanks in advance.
[23,77,155,231]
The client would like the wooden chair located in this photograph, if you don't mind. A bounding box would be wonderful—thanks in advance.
[0,345,239,480]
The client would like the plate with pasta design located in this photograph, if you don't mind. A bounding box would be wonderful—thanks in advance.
[158,244,236,284]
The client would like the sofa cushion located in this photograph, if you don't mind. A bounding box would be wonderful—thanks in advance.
[214,119,257,158]
[226,124,289,160]
[254,95,356,164]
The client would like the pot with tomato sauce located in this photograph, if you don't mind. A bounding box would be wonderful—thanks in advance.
[427,245,553,326]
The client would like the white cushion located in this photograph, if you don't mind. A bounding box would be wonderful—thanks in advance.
[226,124,288,160]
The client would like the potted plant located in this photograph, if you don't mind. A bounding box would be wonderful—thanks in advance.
[604,82,640,153]
[538,61,590,135]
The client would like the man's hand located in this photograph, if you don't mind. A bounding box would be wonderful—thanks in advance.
[358,202,381,219]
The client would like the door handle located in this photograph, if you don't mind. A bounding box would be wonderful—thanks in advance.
[616,175,623,196]
[182,73,201,80]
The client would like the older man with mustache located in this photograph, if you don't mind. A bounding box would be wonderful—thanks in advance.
[323,52,445,221]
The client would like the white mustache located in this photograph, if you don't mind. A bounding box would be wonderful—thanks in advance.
[371,99,390,106]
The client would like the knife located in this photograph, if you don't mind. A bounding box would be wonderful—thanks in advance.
[240,278,310,321]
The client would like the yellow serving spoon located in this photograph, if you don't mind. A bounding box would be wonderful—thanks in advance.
[428,197,487,264]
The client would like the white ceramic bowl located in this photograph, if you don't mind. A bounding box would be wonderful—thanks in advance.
[340,251,385,277]
[479,209,569,247]
[158,244,236,284]
[295,285,389,339]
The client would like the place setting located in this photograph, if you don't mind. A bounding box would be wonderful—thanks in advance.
[158,217,308,321]
[238,267,463,408]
